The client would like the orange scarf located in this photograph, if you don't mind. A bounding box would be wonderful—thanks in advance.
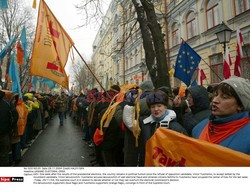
[199,117,249,144]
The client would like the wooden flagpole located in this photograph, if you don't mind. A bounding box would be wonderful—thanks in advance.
[72,45,107,93]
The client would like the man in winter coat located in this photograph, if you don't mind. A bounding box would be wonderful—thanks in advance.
[0,90,13,166]
[55,92,68,126]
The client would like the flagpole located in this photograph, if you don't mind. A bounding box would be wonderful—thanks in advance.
[72,45,107,93]
[180,38,223,82]
[201,58,223,81]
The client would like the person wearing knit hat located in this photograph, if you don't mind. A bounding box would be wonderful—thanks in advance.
[192,76,250,155]
[221,77,250,111]
[138,89,188,166]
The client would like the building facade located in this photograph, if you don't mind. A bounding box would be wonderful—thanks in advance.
[92,0,250,90]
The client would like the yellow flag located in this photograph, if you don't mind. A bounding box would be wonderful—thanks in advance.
[32,0,36,9]
[30,0,74,89]
[145,128,250,166]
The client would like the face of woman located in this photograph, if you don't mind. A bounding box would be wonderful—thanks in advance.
[186,93,194,107]
[211,90,243,117]
[150,103,167,118]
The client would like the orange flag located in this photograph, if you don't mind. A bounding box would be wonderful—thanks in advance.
[145,128,250,166]
[16,41,24,64]
[32,0,36,9]
[30,0,74,89]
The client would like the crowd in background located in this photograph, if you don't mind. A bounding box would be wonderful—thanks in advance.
[0,76,249,167]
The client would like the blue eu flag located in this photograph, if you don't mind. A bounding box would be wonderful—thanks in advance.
[174,41,201,86]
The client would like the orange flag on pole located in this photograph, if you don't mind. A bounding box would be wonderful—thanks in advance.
[145,128,250,166]
[32,0,36,9]
[16,41,24,64]
[30,0,74,89]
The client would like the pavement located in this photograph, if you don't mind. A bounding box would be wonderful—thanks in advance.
[17,115,97,167]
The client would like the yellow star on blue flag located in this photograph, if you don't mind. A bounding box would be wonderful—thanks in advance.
[174,41,201,86]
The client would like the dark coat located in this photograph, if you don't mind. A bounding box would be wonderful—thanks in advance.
[183,86,211,135]
[0,91,12,135]
[139,110,188,166]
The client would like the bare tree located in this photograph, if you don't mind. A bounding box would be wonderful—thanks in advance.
[71,57,95,91]
[0,0,35,89]
[76,0,171,89]
[132,0,170,89]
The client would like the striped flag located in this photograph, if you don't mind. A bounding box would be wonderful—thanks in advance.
[197,67,206,86]
[234,29,243,77]
[223,47,232,79]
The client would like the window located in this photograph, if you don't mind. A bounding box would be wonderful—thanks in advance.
[241,44,250,79]
[210,53,223,83]
[172,23,179,47]
[130,53,133,68]
[186,11,196,39]
[234,0,250,15]
[206,0,220,29]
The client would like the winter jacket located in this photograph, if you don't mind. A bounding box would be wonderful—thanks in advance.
[55,95,68,112]
[0,91,12,135]
[192,111,250,155]
[139,109,188,166]
[182,85,211,135]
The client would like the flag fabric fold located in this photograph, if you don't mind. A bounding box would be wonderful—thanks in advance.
[223,47,232,79]
[31,76,38,88]
[0,35,17,61]
[0,0,8,9]
[234,29,243,77]
[16,40,24,64]
[8,53,22,99]
[30,0,74,89]
[32,0,36,9]
[38,78,56,89]
[145,128,250,166]
[174,41,201,86]
[197,67,206,86]
[20,26,27,61]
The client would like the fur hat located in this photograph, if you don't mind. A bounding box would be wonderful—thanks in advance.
[222,76,250,111]
[146,90,169,108]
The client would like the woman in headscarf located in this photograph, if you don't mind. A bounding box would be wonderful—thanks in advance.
[192,77,250,155]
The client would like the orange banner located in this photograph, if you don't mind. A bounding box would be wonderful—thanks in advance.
[30,0,74,89]
[145,128,250,166]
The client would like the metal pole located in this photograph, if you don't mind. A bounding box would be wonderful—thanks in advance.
[201,57,223,81]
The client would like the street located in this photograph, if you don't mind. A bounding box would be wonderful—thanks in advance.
[18,115,95,167]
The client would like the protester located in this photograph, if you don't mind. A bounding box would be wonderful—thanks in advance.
[97,85,122,166]
[181,85,211,135]
[122,80,154,166]
[192,77,250,155]
[55,91,68,126]
[0,90,14,166]
[138,90,188,166]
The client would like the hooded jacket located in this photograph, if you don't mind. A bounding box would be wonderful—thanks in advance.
[183,86,211,135]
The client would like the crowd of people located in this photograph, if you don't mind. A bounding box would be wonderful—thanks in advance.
[0,76,249,167]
